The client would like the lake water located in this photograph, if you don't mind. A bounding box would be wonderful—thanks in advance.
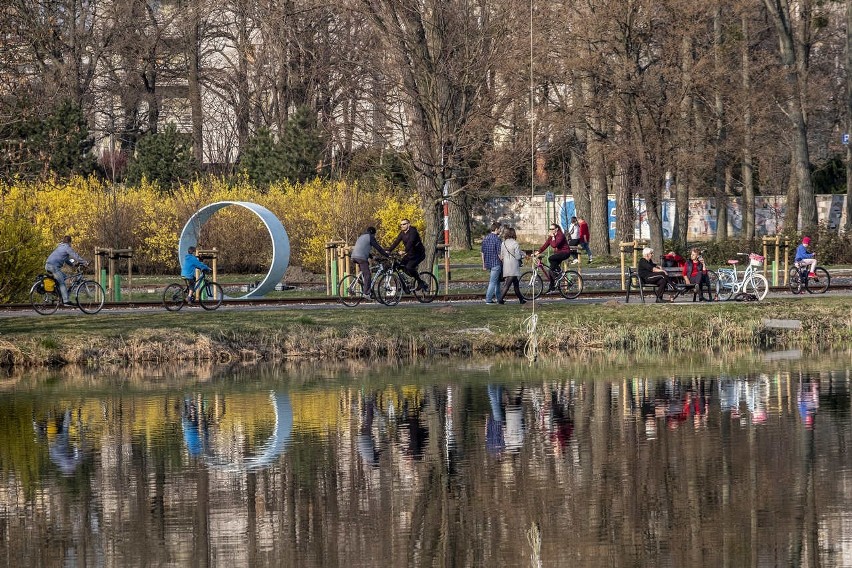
[1,352,851,567]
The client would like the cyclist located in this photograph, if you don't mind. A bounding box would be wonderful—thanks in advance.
[387,218,427,291]
[794,236,817,279]
[181,246,211,301]
[45,235,87,306]
[534,223,571,292]
[351,226,389,298]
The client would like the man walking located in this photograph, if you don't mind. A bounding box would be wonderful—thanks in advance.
[578,216,592,263]
[481,222,502,304]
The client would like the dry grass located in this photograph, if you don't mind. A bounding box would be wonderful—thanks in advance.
[0,297,849,369]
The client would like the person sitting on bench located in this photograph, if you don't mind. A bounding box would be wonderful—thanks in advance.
[638,247,670,303]
[683,247,712,301]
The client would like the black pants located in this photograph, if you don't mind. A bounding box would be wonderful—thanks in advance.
[567,239,581,260]
[548,251,572,279]
[696,273,712,300]
[403,254,426,285]
[643,274,669,300]
[498,276,525,303]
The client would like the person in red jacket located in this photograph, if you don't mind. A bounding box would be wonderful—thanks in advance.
[683,248,712,301]
[577,216,592,263]
[534,224,572,291]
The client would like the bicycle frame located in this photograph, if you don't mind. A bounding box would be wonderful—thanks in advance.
[717,253,769,301]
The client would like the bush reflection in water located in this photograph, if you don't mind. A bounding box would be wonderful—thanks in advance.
[1,357,851,568]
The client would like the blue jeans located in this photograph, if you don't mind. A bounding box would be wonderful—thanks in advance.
[46,264,69,302]
[486,265,502,302]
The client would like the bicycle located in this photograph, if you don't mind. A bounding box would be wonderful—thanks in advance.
[716,253,769,301]
[162,270,224,311]
[338,257,391,307]
[30,263,105,315]
[788,263,830,294]
[519,254,583,300]
[372,255,439,306]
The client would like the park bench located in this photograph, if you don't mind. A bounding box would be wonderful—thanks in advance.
[625,267,697,303]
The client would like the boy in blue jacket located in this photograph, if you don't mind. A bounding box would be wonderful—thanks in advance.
[182,246,211,301]
[794,237,817,278]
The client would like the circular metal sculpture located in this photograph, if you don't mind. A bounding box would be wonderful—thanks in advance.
[178,201,290,299]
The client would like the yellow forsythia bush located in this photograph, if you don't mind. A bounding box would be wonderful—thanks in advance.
[0,176,422,285]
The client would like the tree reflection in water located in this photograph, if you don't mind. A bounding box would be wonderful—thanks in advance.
[2,359,851,567]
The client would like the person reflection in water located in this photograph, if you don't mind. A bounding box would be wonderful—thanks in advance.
[797,378,820,429]
[486,384,506,456]
[182,396,210,458]
[504,387,525,452]
[547,388,573,451]
[399,397,428,459]
[34,409,86,476]
[357,394,381,467]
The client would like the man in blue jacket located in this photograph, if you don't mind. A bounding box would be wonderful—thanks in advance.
[45,236,87,306]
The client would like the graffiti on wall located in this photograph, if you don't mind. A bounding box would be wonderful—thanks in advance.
[551,195,845,240]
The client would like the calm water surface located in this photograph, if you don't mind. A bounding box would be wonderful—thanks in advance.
[1,353,851,567]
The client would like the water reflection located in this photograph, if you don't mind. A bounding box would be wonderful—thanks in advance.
[1,359,851,567]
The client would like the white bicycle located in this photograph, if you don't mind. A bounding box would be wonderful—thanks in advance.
[716,252,769,301]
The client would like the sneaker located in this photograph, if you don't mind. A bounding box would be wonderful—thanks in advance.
[485,300,496,304]
[570,259,579,265]
[808,272,816,278]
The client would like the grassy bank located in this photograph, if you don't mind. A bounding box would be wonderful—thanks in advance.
[0,297,850,369]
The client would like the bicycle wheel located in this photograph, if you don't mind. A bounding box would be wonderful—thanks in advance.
[338,274,364,307]
[788,268,803,295]
[163,283,186,311]
[743,273,769,301]
[30,284,60,315]
[557,270,583,299]
[414,272,439,303]
[375,272,402,306]
[717,270,736,301]
[805,267,830,294]
[75,280,105,314]
[199,281,224,310]
[519,271,543,300]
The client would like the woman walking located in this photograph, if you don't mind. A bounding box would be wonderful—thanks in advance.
[497,227,527,304]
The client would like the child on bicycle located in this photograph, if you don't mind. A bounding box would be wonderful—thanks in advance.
[182,246,211,301]
[794,237,817,279]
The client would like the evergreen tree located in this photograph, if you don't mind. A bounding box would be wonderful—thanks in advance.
[238,107,325,189]
[0,101,95,181]
[279,106,325,183]
[240,127,288,188]
[125,123,198,191]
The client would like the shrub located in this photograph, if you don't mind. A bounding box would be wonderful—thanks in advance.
[0,194,51,302]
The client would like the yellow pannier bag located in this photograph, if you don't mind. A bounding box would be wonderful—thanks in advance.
[43,277,56,292]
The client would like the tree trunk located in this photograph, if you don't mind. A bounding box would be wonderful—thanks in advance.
[847,0,852,233]
[741,12,755,239]
[614,160,633,243]
[587,137,609,256]
[713,7,728,242]
[186,3,204,166]
[674,34,693,245]
[786,157,800,231]
[448,188,472,250]
[763,0,816,230]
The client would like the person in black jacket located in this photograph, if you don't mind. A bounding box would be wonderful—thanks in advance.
[638,247,670,303]
[388,219,428,290]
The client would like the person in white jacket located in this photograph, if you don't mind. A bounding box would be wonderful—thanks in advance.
[497,227,526,304]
